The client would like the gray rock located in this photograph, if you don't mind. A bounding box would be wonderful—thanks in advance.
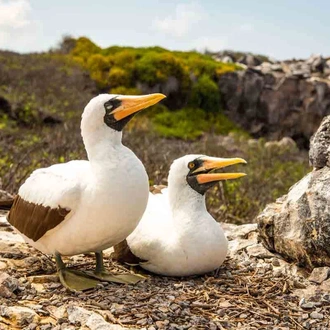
[86,312,126,330]
[309,115,330,169]
[308,267,330,284]
[237,54,262,67]
[257,117,330,270]
[289,62,311,78]
[67,305,92,325]
[300,302,316,309]
[310,311,324,319]
[0,272,19,297]
[326,59,330,69]
[219,55,234,63]
[277,137,297,150]
[218,69,330,147]
[270,64,283,72]
[222,223,257,240]
[5,306,39,326]
[67,305,132,330]
[227,238,256,257]
[246,243,274,258]
[307,54,325,73]
[258,166,330,268]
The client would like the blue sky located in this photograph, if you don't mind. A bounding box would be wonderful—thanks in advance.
[0,0,329,60]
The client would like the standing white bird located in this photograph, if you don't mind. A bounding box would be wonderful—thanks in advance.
[5,93,166,290]
[113,154,247,276]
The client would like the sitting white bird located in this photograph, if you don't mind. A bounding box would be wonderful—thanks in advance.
[5,93,165,291]
[113,154,246,276]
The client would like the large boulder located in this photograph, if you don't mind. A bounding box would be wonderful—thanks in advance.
[258,116,330,268]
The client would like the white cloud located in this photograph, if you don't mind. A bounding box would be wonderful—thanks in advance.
[153,2,205,38]
[0,0,40,52]
[0,0,31,29]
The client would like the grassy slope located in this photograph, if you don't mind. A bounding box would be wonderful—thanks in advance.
[0,44,310,223]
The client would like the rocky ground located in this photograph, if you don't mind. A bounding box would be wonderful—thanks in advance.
[0,212,329,330]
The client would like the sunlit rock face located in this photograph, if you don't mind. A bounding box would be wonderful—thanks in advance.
[258,116,330,268]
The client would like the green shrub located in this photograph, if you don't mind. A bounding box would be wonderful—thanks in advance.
[68,37,240,108]
[186,56,218,78]
[151,107,246,140]
[206,138,310,224]
[189,75,220,113]
[86,54,109,72]
[152,108,207,140]
[112,50,137,68]
[86,54,110,88]
[134,52,189,86]
[108,67,131,88]
[71,37,101,63]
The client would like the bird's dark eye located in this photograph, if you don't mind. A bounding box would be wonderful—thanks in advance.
[105,103,113,111]
[188,162,195,170]
[104,101,114,112]
[104,97,121,114]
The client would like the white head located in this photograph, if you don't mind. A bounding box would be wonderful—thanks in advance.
[168,154,247,209]
[80,93,165,155]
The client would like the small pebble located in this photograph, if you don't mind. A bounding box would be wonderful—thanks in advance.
[310,311,324,319]
[301,302,315,309]
[136,318,148,326]
[40,325,52,330]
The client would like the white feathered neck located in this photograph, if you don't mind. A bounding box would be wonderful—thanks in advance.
[167,155,208,220]
[80,95,123,164]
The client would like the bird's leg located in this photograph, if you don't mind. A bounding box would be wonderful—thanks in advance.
[86,251,145,284]
[55,252,66,271]
[95,251,105,274]
[55,252,100,291]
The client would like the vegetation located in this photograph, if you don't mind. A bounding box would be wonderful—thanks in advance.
[206,136,309,223]
[0,38,311,224]
[151,108,247,140]
[68,37,240,109]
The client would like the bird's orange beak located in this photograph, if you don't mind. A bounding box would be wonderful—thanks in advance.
[194,157,247,184]
[110,93,166,121]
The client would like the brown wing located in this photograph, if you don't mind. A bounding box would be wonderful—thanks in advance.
[112,239,147,265]
[7,195,70,242]
[149,185,167,195]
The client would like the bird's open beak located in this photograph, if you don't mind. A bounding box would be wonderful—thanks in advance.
[195,157,247,184]
[110,93,166,121]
